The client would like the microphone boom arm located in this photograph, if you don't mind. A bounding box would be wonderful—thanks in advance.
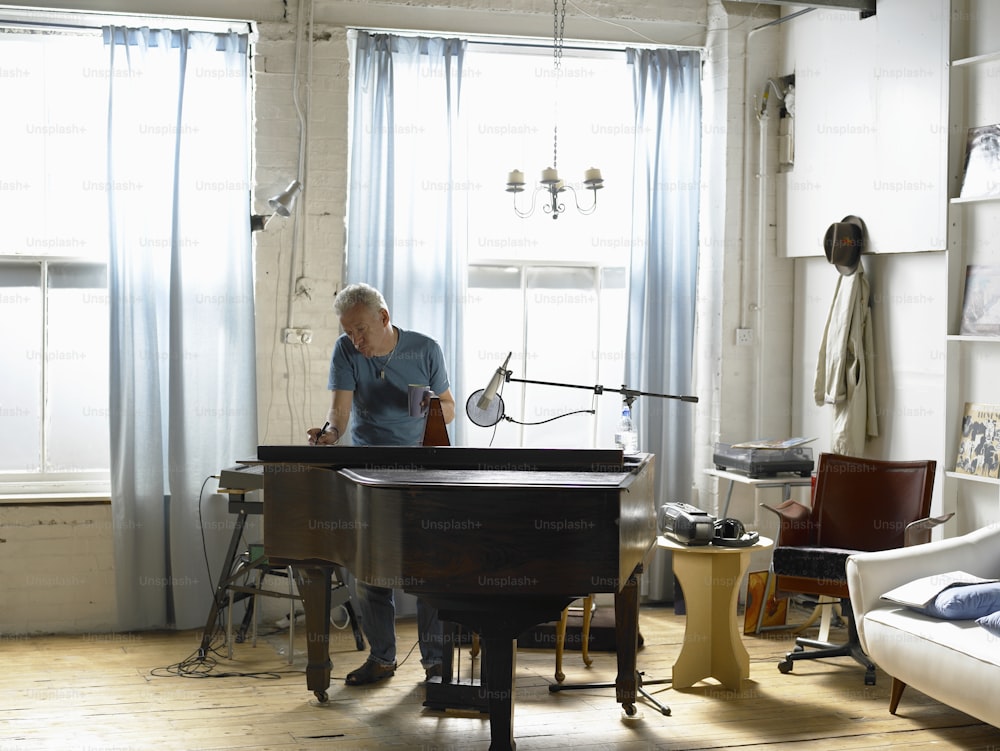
[502,372,698,407]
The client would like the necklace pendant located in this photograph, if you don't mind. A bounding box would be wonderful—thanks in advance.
[379,369,385,380]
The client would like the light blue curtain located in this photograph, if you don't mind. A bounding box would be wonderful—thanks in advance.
[347,31,467,440]
[106,27,256,630]
[626,48,702,600]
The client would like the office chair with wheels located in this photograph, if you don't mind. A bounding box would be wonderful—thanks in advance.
[761,452,948,685]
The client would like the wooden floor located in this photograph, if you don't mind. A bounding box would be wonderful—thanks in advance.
[3,602,999,751]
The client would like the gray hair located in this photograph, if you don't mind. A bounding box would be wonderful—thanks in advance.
[333,283,388,316]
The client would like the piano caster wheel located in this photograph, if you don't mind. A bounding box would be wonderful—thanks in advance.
[314,690,329,703]
[555,670,565,684]
[778,659,793,674]
[623,703,637,717]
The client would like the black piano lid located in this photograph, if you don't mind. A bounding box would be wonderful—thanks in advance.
[253,445,633,473]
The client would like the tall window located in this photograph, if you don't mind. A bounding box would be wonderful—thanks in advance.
[460,44,635,447]
[0,30,111,494]
[0,21,252,498]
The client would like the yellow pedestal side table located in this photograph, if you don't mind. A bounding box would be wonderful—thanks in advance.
[657,534,774,690]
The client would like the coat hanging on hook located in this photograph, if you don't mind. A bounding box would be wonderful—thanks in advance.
[815,214,877,456]
[824,215,866,276]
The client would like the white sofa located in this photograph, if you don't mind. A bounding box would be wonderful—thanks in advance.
[846,524,1000,728]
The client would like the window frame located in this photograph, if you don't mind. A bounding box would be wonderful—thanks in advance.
[0,256,111,498]
[462,258,628,449]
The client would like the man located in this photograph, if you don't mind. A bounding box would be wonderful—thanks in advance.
[307,282,456,686]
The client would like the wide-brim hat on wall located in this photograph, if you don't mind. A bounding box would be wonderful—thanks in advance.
[823,215,866,276]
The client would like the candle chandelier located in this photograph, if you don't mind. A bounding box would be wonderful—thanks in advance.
[505,0,604,219]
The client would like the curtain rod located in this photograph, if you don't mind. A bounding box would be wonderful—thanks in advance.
[466,37,702,54]
[353,27,703,54]
[0,8,251,35]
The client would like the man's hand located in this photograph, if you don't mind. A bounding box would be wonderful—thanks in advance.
[307,425,340,445]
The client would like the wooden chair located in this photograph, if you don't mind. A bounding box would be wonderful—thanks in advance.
[554,595,594,682]
[761,452,949,685]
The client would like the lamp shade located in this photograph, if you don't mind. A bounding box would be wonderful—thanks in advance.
[268,180,302,217]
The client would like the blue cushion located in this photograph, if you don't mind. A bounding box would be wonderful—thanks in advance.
[918,583,1000,620]
[976,610,1000,636]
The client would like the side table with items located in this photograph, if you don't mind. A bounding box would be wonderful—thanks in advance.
[657,534,774,690]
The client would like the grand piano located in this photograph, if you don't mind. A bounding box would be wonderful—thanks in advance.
[256,444,657,751]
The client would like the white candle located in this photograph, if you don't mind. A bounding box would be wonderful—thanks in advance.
[507,169,525,185]
[584,167,603,183]
[541,167,559,184]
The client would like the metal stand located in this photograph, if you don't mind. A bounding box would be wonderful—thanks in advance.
[198,486,364,660]
[548,569,671,717]
[549,671,672,716]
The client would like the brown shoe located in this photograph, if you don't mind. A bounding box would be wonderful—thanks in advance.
[424,663,443,682]
[345,659,396,686]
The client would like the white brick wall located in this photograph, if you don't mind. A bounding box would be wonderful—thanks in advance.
[253,18,350,445]
[0,504,116,634]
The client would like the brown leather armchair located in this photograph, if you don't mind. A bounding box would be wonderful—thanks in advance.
[761,452,949,685]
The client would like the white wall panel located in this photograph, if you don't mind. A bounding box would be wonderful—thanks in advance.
[779,0,948,259]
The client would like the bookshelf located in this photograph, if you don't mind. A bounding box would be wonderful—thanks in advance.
[944,0,1000,530]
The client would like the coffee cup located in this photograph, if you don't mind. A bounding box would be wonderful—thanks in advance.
[408,384,433,417]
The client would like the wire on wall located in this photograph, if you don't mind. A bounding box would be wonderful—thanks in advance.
[276,0,315,442]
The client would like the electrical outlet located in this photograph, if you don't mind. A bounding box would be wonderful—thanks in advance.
[282,327,312,345]
[736,328,753,346]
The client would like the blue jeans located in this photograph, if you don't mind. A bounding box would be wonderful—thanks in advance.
[356,582,443,669]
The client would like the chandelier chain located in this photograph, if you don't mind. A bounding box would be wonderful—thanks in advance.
[552,0,565,73]
[551,0,566,170]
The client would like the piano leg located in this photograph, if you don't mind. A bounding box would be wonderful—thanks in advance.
[295,566,333,702]
[437,600,570,751]
[614,571,640,713]
[477,634,517,751]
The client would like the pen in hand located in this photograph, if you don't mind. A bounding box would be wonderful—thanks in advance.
[310,422,330,446]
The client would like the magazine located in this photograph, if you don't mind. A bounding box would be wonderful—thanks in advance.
[959,265,1000,336]
[959,124,1000,199]
[955,402,1000,478]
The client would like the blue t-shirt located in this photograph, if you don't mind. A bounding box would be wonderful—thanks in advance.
[328,326,450,446]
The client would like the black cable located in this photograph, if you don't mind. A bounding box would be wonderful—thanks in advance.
[197,473,217,602]
[504,408,596,426]
[149,644,297,680]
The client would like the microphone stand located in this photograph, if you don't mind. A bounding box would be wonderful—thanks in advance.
[488,368,694,717]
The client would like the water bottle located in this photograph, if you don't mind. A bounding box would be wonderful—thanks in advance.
[614,403,638,454]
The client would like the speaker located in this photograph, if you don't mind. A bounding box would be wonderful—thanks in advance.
[658,502,714,546]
